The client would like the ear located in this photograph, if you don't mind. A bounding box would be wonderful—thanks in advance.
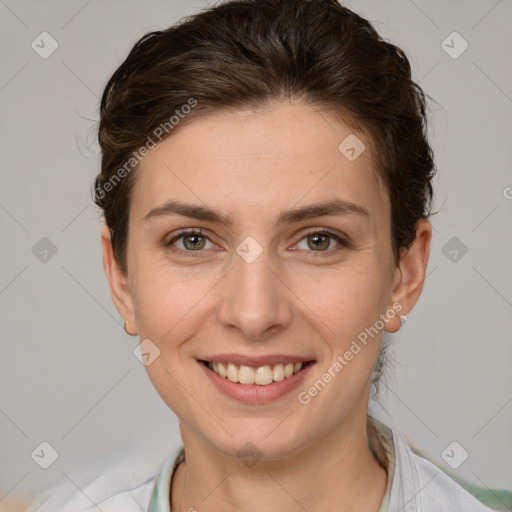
[101,225,138,336]
[386,219,432,333]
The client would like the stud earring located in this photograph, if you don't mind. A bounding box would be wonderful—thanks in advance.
[399,315,407,327]
[124,319,130,335]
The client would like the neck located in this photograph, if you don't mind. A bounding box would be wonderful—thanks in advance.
[171,413,388,512]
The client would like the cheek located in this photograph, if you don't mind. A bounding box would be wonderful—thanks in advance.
[298,270,386,403]
[132,262,220,348]
[294,264,389,340]
[293,265,389,403]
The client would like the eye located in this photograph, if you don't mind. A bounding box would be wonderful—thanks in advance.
[165,228,349,258]
[294,229,348,255]
[165,229,215,256]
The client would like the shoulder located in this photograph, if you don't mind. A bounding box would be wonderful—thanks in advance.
[26,451,177,512]
[390,429,499,511]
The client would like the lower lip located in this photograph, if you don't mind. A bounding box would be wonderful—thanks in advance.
[198,360,315,404]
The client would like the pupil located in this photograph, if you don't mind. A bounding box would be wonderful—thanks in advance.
[309,234,328,250]
[185,235,205,250]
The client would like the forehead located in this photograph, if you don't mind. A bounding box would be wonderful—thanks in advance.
[130,102,388,226]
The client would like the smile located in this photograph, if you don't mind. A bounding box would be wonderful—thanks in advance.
[198,358,316,403]
[202,360,312,386]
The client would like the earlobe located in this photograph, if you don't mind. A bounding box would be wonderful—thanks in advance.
[124,319,137,337]
[386,219,432,333]
[101,225,138,336]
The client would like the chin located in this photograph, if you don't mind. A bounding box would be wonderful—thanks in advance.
[201,415,317,462]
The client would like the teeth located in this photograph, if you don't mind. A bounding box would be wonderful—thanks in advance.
[255,365,273,385]
[218,362,227,378]
[273,363,285,382]
[238,365,255,384]
[206,360,306,386]
[226,363,239,383]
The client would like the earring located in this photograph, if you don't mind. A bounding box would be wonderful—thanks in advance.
[399,315,407,327]
[124,319,131,335]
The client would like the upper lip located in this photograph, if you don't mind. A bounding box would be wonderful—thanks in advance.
[199,354,316,367]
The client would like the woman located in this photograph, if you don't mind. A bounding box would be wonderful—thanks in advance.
[28,0,498,510]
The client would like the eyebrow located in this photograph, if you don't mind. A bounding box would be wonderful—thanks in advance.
[142,198,369,226]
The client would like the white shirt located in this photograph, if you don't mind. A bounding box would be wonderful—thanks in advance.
[27,416,498,511]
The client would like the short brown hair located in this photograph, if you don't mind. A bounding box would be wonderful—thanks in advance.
[94,0,436,394]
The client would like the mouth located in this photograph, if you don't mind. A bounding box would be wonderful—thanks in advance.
[200,359,315,386]
[197,357,316,403]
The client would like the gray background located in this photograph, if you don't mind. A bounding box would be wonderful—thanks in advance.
[1,0,511,506]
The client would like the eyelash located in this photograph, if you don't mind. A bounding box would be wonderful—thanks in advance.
[165,228,349,258]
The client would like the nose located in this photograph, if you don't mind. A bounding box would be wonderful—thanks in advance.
[217,247,293,342]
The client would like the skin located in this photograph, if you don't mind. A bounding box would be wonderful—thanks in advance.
[102,100,431,512]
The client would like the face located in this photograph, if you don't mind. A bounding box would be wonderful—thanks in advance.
[106,101,419,460]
